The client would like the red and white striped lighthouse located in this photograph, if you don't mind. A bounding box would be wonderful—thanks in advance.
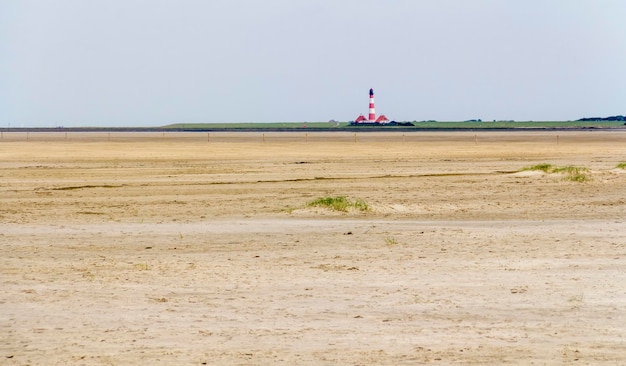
[368,88,376,122]
[352,88,390,124]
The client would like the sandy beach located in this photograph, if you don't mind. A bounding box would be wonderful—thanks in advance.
[2,130,626,365]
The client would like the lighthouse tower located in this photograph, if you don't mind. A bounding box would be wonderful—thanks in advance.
[368,88,376,122]
[352,88,390,124]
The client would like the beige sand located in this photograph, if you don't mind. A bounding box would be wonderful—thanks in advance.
[1,130,625,364]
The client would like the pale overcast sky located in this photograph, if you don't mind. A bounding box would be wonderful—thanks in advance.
[1,0,625,127]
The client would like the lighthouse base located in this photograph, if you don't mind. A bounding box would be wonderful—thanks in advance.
[349,121,414,126]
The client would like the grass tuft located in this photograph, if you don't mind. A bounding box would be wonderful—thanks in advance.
[522,163,590,182]
[616,162,626,169]
[384,237,399,246]
[523,163,554,173]
[307,196,369,212]
[552,166,590,182]
[133,263,149,271]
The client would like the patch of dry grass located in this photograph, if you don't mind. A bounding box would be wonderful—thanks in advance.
[522,164,591,182]
[307,196,369,212]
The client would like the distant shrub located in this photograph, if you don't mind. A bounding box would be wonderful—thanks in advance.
[616,162,626,169]
[307,196,369,212]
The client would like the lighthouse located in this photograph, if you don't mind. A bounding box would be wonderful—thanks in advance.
[352,88,390,124]
[368,88,376,122]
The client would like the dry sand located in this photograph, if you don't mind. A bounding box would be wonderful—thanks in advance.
[1,130,625,365]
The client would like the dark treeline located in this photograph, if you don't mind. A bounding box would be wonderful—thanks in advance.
[577,115,625,121]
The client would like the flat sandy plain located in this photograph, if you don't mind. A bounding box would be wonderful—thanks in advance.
[1,130,626,365]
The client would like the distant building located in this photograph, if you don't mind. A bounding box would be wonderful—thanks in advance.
[351,88,392,124]
[375,115,389,123]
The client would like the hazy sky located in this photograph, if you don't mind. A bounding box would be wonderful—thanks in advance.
[2,0,625,127]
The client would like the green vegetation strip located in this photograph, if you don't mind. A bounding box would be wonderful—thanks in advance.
[307,196,369,212]
[162,120,625,130]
